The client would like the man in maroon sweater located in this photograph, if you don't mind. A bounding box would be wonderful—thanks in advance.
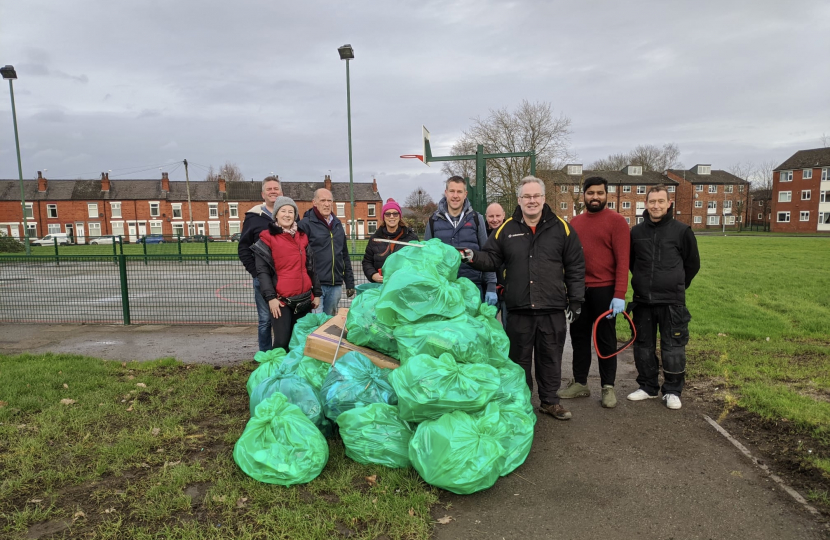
[557,176,630,408]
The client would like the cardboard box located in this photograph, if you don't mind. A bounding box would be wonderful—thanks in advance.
[304,308,400,370]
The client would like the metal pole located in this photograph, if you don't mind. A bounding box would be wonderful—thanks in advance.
[7,79,30,255]
[345,59,356,252]
[183,159,194,236]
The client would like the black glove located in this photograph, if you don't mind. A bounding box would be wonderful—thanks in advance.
[346,288,356,298]
[565,302,582,324]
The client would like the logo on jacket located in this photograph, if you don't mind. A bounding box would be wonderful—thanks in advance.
[464,222,473,227]
[508,233,527,238]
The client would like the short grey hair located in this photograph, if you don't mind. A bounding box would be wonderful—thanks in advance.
[516,176,546,199]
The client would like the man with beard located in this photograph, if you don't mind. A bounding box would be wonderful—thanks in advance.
[557,176,630,408]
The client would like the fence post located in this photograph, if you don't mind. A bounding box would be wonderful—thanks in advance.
[142,237,148,265]
[177,234,182,263]
[118,253,131,325]
[53,237,60,266]
[204,236,209,265]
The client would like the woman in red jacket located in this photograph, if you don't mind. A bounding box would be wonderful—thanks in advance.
[251,197,321,351]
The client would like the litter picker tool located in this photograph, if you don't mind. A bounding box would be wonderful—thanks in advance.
[371,238,424,248]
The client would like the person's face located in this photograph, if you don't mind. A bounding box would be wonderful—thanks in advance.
[584,185,607,213]
[486,205,505,229]
[261,180,282,205]
[518,183,545,219]
[383,208,401,229]
[646,190,670,221]
[445,181,467,213]
[276,206,295,228]
[314,190,333,217]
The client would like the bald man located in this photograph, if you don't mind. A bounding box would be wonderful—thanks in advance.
[485,202,508,327]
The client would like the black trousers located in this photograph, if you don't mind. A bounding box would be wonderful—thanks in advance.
[271,307,301,351]
[506,311,567,405]
[632,304,691,396]
[568,285,618,387]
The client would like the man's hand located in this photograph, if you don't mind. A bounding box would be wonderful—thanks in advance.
[459,248,474,263]
[346,288,356,298]
[268,298,282,319]
[607,298,625,318]
[311,297,321,309]
[565,302,581,324]
[371,273,383,283]
[484,291,498,306]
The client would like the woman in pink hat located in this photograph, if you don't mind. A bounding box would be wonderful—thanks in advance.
[362,198,419,283]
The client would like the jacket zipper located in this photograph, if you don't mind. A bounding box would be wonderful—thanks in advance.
[330,230,335,285]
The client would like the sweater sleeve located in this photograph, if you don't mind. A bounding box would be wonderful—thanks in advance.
[612,215,631,299]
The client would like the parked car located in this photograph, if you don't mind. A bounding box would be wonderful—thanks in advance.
[89,235,121,245]
[230,233,241,242]
[31,233,71,246]
[185,234,214,243]
[135,234,166,244]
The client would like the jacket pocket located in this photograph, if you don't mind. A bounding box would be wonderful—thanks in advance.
[668,305,691,347]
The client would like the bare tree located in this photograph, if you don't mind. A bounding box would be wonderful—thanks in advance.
[731,160,776,231]
[588,152,631,171]
[203,165,219,182]
[821,132,829,148]
[441,100,574,200]
[403,187,437,234]
[590,143,682,172]
[202,161,244,182]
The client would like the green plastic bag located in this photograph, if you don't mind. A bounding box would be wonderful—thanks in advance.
[409,405,508,495]
[393,314,491,365]
[473,402,536,476]
[233,392,329,485]
[381,238,460,282]
[476,304,511,368]
[289,312,332,352]
[374,271,465,327]
[450,277,485,317]
[345,288,398,357]
[336,403,414,468]
[278,347,331,391]
[491,362,533,414]
[320,351,397,422]
[249,374,323,429]
[389,353,500,422]
[247,348,288,396]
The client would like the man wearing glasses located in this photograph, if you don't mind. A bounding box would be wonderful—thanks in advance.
[462,176,585,420]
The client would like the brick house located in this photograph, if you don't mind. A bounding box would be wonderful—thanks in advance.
[0,172,382,243]
[665,165,750,230]
[747,188,772,230]
[770,148,830,233]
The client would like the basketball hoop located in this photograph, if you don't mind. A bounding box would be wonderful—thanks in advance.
[400,154,424,162]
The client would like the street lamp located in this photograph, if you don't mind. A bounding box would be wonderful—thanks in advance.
[1,64,30,254]
[338,44,356,251]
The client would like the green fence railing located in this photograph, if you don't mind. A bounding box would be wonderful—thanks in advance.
[0,254,371,325]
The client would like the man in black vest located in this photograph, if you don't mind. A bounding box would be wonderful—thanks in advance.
[627,184,700,410]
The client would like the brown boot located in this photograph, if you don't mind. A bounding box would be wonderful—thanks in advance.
[538,402,572,421]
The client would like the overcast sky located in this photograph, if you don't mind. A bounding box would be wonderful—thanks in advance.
[1,0,828,204]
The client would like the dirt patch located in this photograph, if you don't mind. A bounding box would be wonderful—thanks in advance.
[25,518,72,539]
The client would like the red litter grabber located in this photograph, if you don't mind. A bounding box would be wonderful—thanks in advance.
[593,306,636,359]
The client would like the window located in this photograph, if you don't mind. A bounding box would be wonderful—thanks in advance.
[368,204,376,217]
[228,203,238,218]
[573,185,580,192]
[149,202,160,217]
[695,201,703,208]
[88,222,101,237]
[694,216,702,224]
[567,165,582,175]
[560,185,568,193]
[667,186,675,193]
[111,221,125,238]
[607,201,616,209]
[208,221,220,236]
[820,212,830,224]
[800,211,810,222]
[47,204,58,218]
[172,203,182,219]
[725,216,736,225]
[228,222,240,235]
[622,201,631,210]
[208,203,218,218]
[336,203,346,217]
[723,200,733,210]
[625,217,630,224]
[778,191,792,203]
[26,223,37,237]
[801,190,811,201]
[636,185,646,194]
[697,165,712,175]
[780,171,792,182]
[636,217,644,224]
[821,191,830,203]
[48,223,62,234]
[560,202,568,210]
[822,168,829,181]
[777,211,790,222]
[24,203,33,219]
[803,169,812,180]
[758,200,764,207]
[724,185,733,193]
[172,223,184,238]
[708,185,717,194]
[708,201,717,210]
[607,185,616,193]
[367,221,378,234]
[623,185,631,193]
[87,203,98,218]
[150,220,163,235]
[110,202,122,218]
[628,166,642,176]
[707,216,720,226]
[695,185,704,192]
[636,202,645,211]
[758,213,762,220]
[739,185,744,192]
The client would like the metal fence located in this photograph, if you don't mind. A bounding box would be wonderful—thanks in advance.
[0,254,369,325]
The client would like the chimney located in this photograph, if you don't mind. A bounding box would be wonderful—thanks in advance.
[372,177,378,193]
[218,175,226,193]
[101,172,110,192]
[324,174,332,191]
[37,171,47,192]
[161,172,170,192]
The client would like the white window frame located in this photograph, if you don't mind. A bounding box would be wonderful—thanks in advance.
[778,191,792,203]
[724,185,733,193]
[87,203,98,218]
[560,185,568,193]
[723,200,733,210]
[149,201,160,217]
[695,201,703,208]
[707,216,720,226]
[803,169,812,180]
[573,185,580,192]
[667,186,675,193]
[111,221,125,238]
[636,185,646,194]
[708,201,717,210]
[607,201,616,209]
[228,221,241,235]
[172,203,182,219]
[622,201,631,210]
[822,168,829,181]
[636,201,645,211]
[560,202,568,210]
[150,220,163,235]
[777,211,790,222]
[636,217,644,224]
[24,202,34,219]
[801,190,811,201]
[708,185,717,194]
[208,202,219,219]
[110,202,122,218]
[607,185,616,193]
[821,191,830,203]
[368,204,376,218]
[780,170,792,182]
[623,185,631,193]
[88,222,102,237]
[820,212,830,224]
[367,220,378,234]
[697,165,712,175]
[800,211,810,222]
[695,185,704,192]
[628,166,643,176]
[228,203,238,218]
[47,204,58,218]
[336,202,346,218]
[694,216,702,224]
[171,222,185,238]
[625,217,631,224]
[725,216,736,225]
[758,213,762,220]
[48,224,62,235]
[567,165,582,175]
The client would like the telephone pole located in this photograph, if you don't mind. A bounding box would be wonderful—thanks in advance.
[183,159,194,236]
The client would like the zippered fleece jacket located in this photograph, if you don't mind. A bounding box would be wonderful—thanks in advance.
[251,225,322,302]
[297,209,355,289]
[469,204,585,312]
[238,203,273,278]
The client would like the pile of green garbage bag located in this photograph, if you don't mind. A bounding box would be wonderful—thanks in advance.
[320,351,397,422]
[336,403,414,468]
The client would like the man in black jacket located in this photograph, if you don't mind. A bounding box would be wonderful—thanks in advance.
[627,184,700,410]
[237,176,283,351]
[463,176,585,420]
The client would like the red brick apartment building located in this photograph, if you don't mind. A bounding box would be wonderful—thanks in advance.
[0,172,382,243]
[665,165,749,230]
[747,188,772,230]
[770,148,830,233]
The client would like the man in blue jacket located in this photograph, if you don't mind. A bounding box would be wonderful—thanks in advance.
[298,188,355,315]
[424,176,497,305]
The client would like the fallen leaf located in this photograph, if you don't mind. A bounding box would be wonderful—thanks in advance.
[63,383,69,389]
[212,495,227,503]
[103,508,116,514]
[136,382,147,388]
[58,371,62,374]
[151,428,160,436]
[60,399,76,405]
[236,497,248,508]
[139,462,150,468]
[73,510,86,520]
[127,375,135,380]
[436,515,454,525]
[126,404,134,412]
[371,498,377,504]
[122,362,127,368]
[408,508,415,517]
[164,461,181,468]
[28,499,43,503]
[0,401,7,408]
[365,474,377,487]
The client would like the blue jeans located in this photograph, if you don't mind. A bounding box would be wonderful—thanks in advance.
[253,278,272,351]
[318,284,342,316]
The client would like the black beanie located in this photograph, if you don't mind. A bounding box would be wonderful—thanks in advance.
[583,176,608,191]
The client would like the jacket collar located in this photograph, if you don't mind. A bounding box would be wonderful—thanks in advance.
[513,203,556,225]
[437,196,473,219]
[642,204,674,227]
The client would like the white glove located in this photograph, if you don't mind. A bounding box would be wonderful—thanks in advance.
[459,248,474,263]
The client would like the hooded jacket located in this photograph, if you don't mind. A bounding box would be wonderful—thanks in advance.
[629,205,700,305]
[470,204,585,312]
[362,225,419,280]
[297,208,355,289]
[238,203,274,278]
[424,197,496,293]
[251,223,322,302]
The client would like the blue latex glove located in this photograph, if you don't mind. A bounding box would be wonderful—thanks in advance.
[485,291,498,306]
[607,298,625,318]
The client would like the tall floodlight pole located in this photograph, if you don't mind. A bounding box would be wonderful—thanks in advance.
[1,65,30,255]
[338,44,356,252]
[183,159,194,235]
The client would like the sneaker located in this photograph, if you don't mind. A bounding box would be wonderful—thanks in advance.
[556,380,591,399]
[601,385,617,408]
[663,394,682,410]
[626,389,658,401]
[538,402,573,420]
